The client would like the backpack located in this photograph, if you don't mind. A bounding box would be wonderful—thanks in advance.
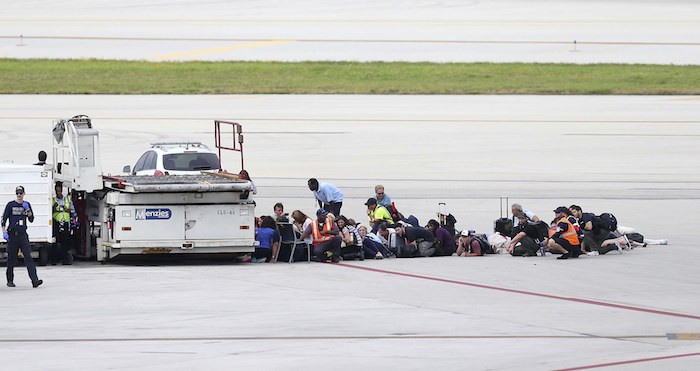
[597,213,618,231]
[532,221,550,242]
[390,202,403,223]
[472,235,495,255]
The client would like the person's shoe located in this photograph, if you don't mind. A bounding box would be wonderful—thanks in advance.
[374,252,383,260]
[557,253,571,260]
[330,255,343,263]
[571,249,582,258]
[587,251,599,256]
[642,242,648,247]
[660,239,668,245]
[7,282,15,287]
[32,279,43,288]
[251,257,266,264]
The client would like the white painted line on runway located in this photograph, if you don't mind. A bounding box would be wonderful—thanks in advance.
[150,40,296,60]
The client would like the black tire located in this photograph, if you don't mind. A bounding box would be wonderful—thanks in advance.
[38,245,49,266]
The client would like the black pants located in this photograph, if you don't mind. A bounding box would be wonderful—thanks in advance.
[322,202,342,217]
[254,247,273,262]
[6,231,39,284]
[313,236,342,261]
[51,223,72,263]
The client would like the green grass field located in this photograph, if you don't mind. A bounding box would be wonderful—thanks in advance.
[1,59,698,95]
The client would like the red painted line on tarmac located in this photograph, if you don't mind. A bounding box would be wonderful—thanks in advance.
[336,264,700,320]
[554,352,700,370]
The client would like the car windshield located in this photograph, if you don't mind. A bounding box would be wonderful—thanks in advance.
[163,153,219,171]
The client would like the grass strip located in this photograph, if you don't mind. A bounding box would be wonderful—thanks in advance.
[1,59,699,95]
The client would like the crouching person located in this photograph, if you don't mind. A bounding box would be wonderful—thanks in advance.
[299,209,342,262]
[426,219,457,256]
[507,214,542,257]
[394,224,435,257]
[546,207,582,260]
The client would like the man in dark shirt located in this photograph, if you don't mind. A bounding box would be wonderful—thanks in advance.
[395,224,435,257]
[569,205,618,255]
[2,186,42,288]
[508,214,542,256]
[426,219,456,256]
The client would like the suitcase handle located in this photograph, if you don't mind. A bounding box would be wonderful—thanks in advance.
[500,196,509,219]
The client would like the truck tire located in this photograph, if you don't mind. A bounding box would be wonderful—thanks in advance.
[38,245,49,266]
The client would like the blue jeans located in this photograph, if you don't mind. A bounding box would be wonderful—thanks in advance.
[362,239,386,257]
[323,202,342,217]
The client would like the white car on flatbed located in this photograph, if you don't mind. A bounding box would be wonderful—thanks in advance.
[123,142,220,176]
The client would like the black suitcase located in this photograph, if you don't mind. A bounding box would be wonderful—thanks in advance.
[494,196,513,236]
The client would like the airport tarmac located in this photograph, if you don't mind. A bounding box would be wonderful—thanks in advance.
[2,0,700,64]
[1,94,699,369]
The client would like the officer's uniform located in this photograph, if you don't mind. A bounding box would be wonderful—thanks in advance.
[2,186,41,287]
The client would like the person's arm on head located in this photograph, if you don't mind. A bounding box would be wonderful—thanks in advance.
[455,237,465,256]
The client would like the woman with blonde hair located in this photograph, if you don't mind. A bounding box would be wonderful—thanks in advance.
[291,210,313,245]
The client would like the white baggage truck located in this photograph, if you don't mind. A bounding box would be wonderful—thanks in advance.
[0,163,54,264]
[50,115,256,262]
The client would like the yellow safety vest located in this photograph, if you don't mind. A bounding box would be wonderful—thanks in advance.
[52,195,72,223]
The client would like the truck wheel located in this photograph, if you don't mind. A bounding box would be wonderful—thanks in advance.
[38,245,49,266]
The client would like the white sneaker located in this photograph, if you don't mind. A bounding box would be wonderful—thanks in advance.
[660,239,668,245]
[374,252,383,259]
[587,251,599,256]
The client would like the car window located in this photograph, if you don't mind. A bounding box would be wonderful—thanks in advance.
[163,153,219,171]
[144,151,158,170]
[133,152,149,172]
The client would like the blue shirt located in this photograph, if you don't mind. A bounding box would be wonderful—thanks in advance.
[313,182,343,203]
[377,194,392,209]
[255,227,280,249]
[2,200,34,233]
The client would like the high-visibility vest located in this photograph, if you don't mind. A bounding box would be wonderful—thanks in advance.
[52,195,71,223]
[558,217,580,245]
[311,218,334,246]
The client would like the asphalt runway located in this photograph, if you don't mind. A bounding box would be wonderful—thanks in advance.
[1,95,700,369]
[2,0,700,63]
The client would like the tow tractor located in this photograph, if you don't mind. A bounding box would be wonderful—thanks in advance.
[0,115,256,263]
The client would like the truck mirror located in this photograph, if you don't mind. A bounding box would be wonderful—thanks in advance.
[122,165,131,174]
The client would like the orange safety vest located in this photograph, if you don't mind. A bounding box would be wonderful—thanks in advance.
[558,217,580,245]
[311,218,334,246]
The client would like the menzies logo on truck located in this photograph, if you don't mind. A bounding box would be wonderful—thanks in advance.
[135,208,172,220]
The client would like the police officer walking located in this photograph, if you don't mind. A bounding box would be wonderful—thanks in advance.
[52,181,75,265]
[2,186,43,288]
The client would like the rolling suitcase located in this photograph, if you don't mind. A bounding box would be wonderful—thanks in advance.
[494,196,513,236]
